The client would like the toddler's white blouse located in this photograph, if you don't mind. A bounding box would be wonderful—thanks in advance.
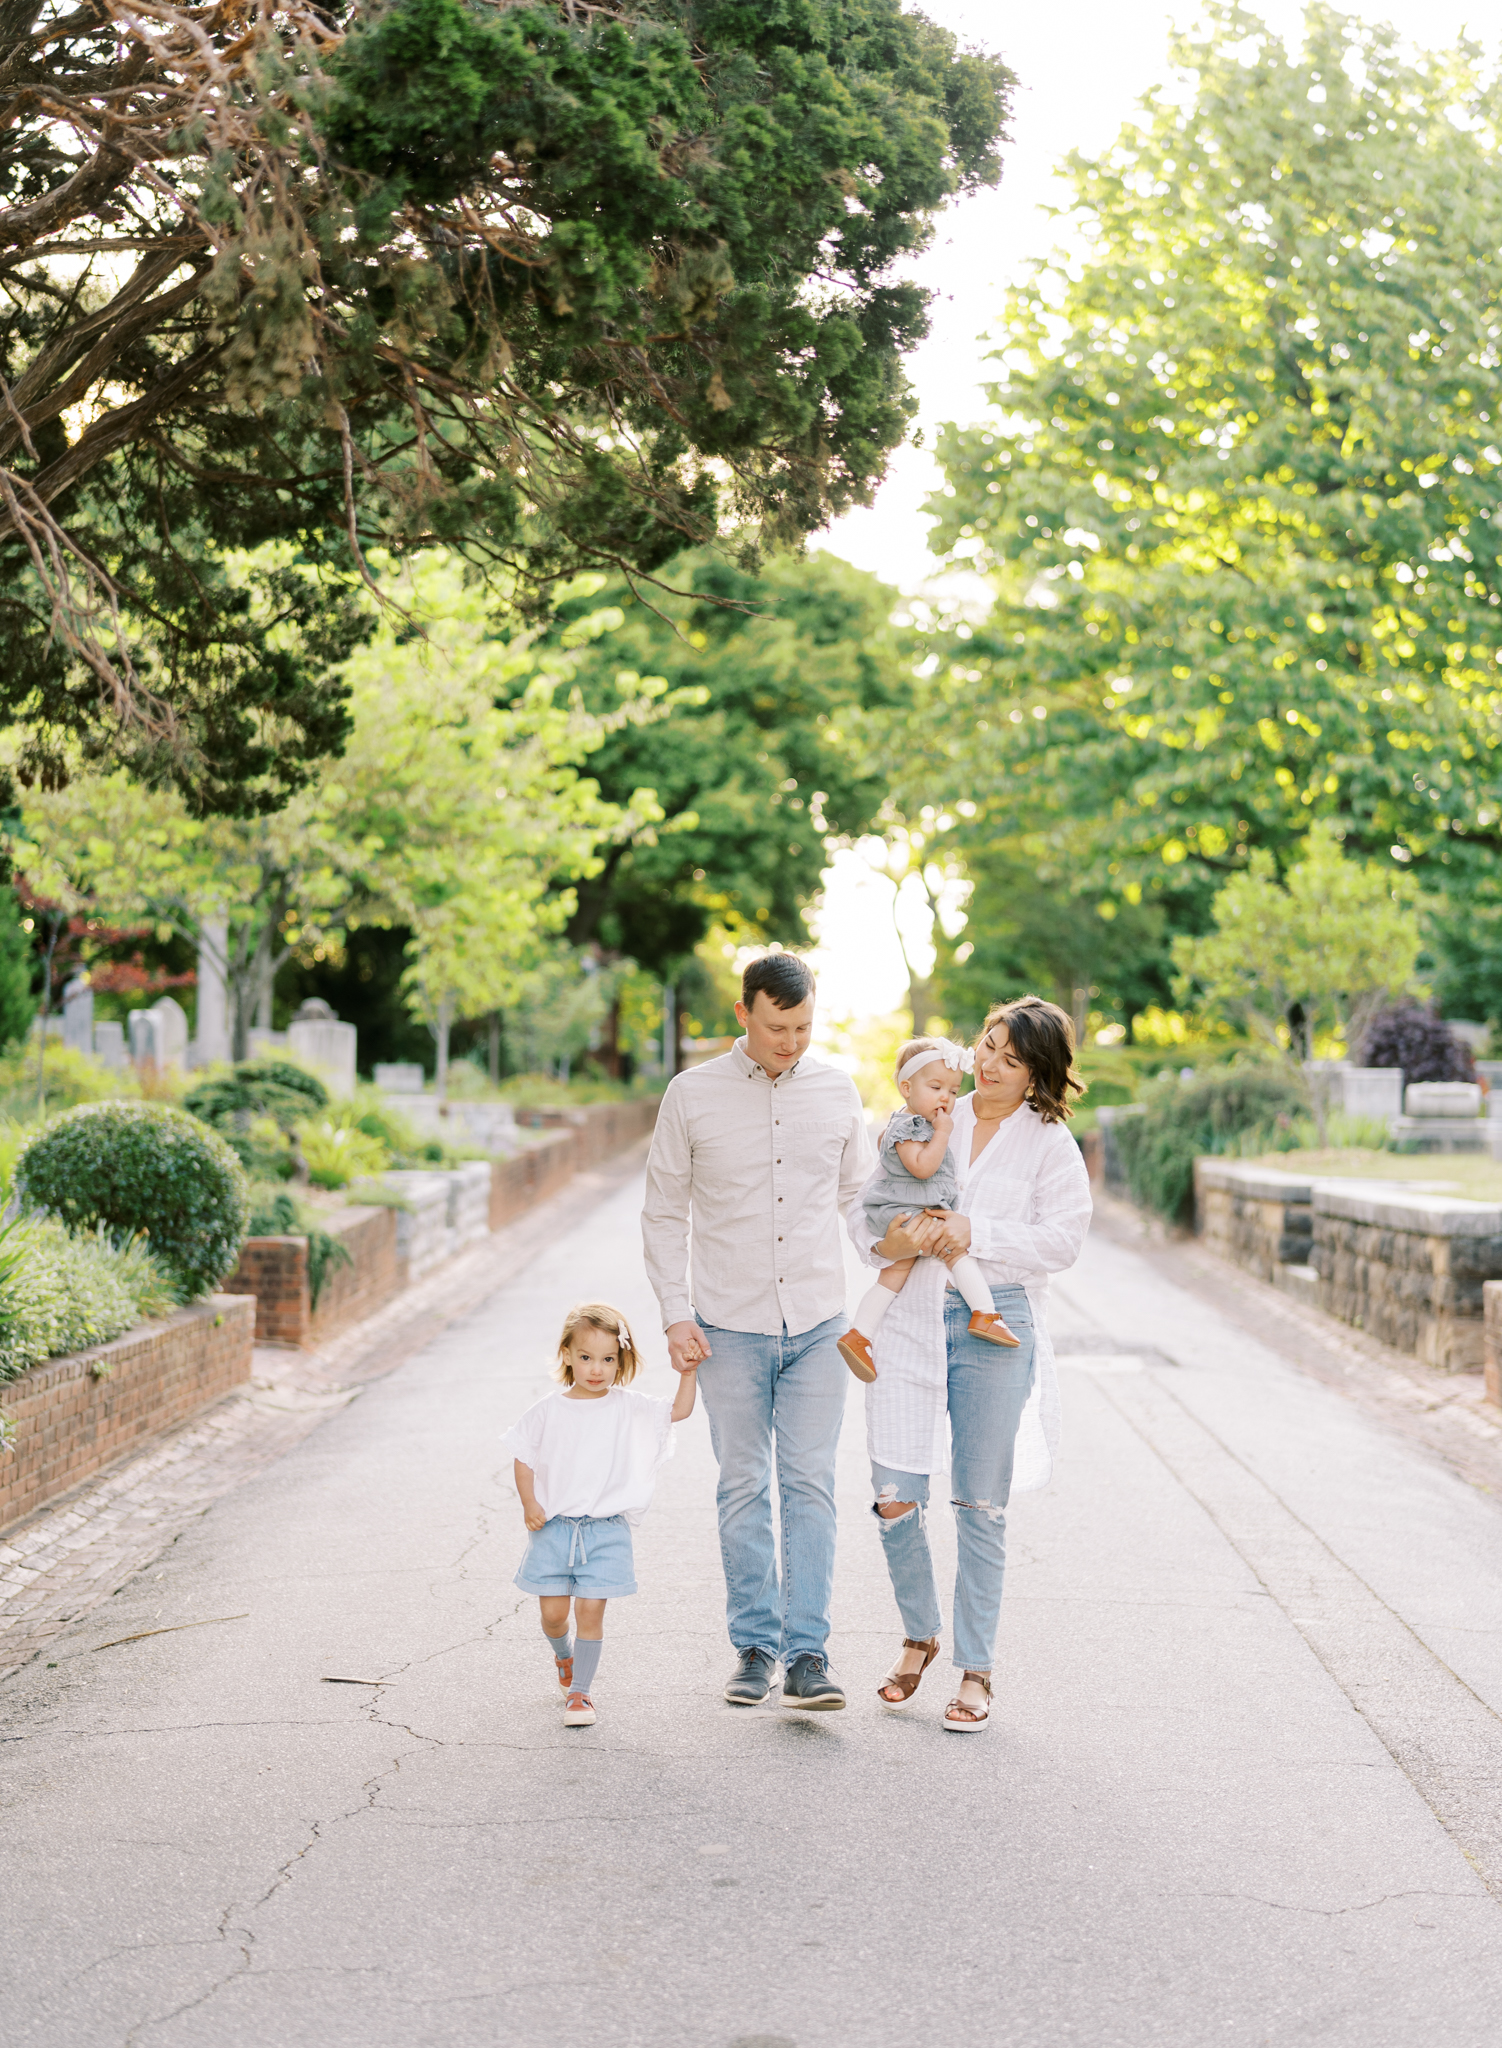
[503,1386,675,1524]
[846,1098,1093,1488]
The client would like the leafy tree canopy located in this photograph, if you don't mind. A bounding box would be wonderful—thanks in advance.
[915,3,1502,1018]
[0,0,1010,812]
[15,552,659,1054]
[551,548,904,973]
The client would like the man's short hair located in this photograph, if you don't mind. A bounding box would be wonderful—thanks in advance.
[741,951,816,1012]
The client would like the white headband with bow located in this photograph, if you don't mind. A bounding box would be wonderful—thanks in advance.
[897,1039,974,1088]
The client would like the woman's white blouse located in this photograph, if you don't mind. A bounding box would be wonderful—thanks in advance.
[845,1099,1093,1486]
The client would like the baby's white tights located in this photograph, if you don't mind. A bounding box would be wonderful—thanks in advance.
[852,1257,994,1338]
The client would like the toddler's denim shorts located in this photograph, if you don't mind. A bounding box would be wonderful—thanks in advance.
[514,1514,636,1598]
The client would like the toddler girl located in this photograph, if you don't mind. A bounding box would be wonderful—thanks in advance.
[504,1301,697,1726]
[838,1037,1020,1383]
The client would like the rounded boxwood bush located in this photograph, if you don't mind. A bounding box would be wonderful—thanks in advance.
[13,1102,251,1298]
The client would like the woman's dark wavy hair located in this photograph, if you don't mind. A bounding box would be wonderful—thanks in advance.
[977,995,1087,1124]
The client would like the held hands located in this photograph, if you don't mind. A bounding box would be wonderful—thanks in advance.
[666,1320,712,1376]
[876,1210,972,1262]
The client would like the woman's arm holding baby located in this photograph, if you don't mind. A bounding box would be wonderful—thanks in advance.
[893,1104,955,1181]
[514,1460,546,1531]
[671,1367,698,1423]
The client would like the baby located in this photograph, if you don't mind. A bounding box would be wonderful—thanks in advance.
[838,1036,1020,1384]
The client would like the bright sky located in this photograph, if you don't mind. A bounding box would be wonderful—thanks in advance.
[804,0,1497,1033]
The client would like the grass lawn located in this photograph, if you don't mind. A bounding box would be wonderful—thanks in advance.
[1243,1146,1502,1202]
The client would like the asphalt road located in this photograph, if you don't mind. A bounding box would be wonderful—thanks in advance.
[4,1172,1502,2047]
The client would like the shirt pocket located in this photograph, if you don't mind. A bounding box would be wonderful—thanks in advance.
[785,1118,850,1174]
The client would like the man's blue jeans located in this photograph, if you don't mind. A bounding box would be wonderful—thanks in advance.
[871,1286,1035,1673]
[695,1314,847,1662]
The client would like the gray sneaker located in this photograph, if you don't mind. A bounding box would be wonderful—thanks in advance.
[724,1647,778,1705]
[781,1652,846,1710]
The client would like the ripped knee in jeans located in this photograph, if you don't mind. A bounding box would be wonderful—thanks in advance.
[874,1483,918,1525]
[953,1496,1007,1524]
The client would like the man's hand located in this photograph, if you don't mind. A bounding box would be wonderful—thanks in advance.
[666,1320,711,1375]
[523,1503,546,1532]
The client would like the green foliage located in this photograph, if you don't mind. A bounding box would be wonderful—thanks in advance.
[0,891,35,1049]
[184,1058,332,1176]
[1173,823,1422,1055]
[244,1190,354,1310]
[296,1116,392,1191]
[0,1044,136,1122]
[1115,1064,1309,1223]
[914,3,1502,1020]
[554,549,902,971]
[14,1102,251,1298]
[0,1216,179,1386]
[1,1,1009,803]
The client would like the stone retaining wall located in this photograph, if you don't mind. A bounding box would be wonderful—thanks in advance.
[0,1296,255,1532]
[1195,1160,1502,1373]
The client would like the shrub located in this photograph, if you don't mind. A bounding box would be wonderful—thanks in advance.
[0,1041,139,1120]
[14,1101,250,1297]
[296,1116,391,1190]
[245,1189,353,1309]
[0,1216,178,1384]
[1357,1007,1475,1084]
[183,1059,330,1177]
[1115,1064,1309,1224]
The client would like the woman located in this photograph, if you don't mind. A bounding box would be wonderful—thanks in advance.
[847,995,1093,1731]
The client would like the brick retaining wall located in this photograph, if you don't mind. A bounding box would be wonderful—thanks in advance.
[226,1096,660,1346]
[0,1296,255,1533]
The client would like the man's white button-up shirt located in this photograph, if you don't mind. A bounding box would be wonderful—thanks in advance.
[641,1039,874,1337]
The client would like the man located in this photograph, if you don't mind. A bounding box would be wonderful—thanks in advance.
[642,952,872,1708]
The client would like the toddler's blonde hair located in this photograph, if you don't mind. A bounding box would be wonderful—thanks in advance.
[893,1036,953,1084]
[554,1301,640,1386]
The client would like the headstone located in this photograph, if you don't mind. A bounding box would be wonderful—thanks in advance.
[1340,1067,1404,1121]
[93,1020,126,1069]
[287,1016,358,1097]
[194,918,231,1067]
[1404,1081,1482,1120]
[374,1062,425,1093]
[1444,1019,1490,1052]
[61,974,93,1055]
[150,996,189,1069]
[293,997,337,1024]
[128,1008,161,1066]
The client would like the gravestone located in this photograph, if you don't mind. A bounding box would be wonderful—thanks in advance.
[193,918,231,1067]
[287,998,357,1098]
[92,1020,126,1069]
[1340,1067,1404,1121]
[151,996,189,1068]
[128,1009,161,1066]
[129,996,189,1070]
[61,975,93,1056]
[373,1063,425,1094]
[1405,1081,1482,1120]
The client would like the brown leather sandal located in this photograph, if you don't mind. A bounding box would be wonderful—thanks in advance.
[942,1670,993,1732]
[876,1636,940,1712]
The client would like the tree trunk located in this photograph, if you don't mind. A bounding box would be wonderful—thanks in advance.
[908,967,936,1040]
[601,993,622,1079]
[434,995,453,1105]
[662,982,678,1076]
[487,1011,501,1087]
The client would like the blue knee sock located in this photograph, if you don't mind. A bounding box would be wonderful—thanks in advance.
[545,1629,573,1665]
[572,1638,602,1693]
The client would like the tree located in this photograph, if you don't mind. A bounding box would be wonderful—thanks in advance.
[552,547,903,971]
[919,3,1502,1008]
[15,554,656,1058]
[1171,822,1421,1060]
[0,0,1010,807]
[0,887,35,1048]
